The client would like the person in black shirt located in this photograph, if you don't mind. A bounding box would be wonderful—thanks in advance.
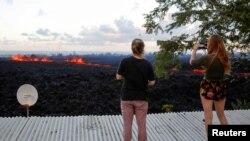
[116,38,155,141]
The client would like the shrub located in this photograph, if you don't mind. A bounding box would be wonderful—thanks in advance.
[162,104,174,112]
[231,99,250,109]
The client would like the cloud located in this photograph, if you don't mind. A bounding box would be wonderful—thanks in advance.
[0,38,17,45]
[21,33,29,36]
[20,16,175,46]
[36,28,50,36]
[51,32,60,38]
[75,17,147,44]
[37,9,47,16]
[77,17,146,44]
[35,28,60,39]
[99,25,116,33]
[4,0,13,4]
[131,2,139,11]
[115,17,138,33]
[22,28,60,42]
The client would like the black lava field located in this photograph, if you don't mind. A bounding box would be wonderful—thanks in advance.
[0,56,249,117]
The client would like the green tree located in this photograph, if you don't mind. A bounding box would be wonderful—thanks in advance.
[143,0,250,78]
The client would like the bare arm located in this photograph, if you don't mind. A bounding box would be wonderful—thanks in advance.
[189,43,199,65]
[148,80,155,86]
[116,73,124,80]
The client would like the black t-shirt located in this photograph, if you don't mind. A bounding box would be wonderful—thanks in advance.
[117,56,155,101]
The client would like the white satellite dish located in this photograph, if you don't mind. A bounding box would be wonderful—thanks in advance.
[17,84,38,117]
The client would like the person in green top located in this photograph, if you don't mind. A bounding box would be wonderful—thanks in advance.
[189,35,231,136]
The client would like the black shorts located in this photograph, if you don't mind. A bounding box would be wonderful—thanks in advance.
[200,79,226,101]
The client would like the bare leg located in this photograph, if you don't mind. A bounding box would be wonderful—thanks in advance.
[214,98,228,125]
[200,94,214,134]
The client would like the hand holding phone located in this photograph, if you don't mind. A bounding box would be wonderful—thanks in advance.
[198,42,207,49]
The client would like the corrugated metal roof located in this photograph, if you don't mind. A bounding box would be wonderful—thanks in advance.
[0,110,249,141]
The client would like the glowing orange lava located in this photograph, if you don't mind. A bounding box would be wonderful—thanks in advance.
[10,54,111,68]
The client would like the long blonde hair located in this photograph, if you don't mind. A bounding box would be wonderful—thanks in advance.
[207,35,231,74]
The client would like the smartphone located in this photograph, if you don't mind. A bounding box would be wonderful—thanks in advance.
[198,42,207,49]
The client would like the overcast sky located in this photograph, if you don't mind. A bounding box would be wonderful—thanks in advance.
[0,0,197,54]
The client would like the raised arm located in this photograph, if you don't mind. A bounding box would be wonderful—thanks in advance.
[189,43,199,65]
